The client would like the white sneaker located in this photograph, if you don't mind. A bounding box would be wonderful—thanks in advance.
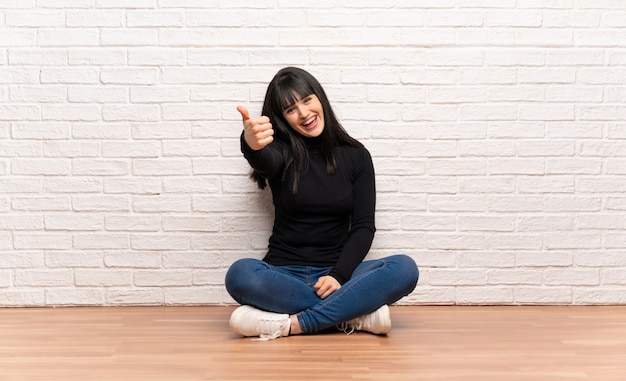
[337,305,392,335]
[229,305,291,341]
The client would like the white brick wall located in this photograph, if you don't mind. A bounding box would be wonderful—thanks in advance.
[1,2,625,307]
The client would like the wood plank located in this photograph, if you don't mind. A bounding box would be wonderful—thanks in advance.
[0,306,625,380]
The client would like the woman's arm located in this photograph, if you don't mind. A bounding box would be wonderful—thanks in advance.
[328,148,376,285]
[237,106,284,179]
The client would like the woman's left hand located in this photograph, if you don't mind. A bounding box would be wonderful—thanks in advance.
[314,275,341,299]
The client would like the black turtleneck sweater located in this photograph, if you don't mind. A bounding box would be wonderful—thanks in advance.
[241,134,376,285]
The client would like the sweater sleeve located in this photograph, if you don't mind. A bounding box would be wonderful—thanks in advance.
[327,148,376,284]
[240,132,284,180]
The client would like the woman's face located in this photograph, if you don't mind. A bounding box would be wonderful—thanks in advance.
[282,93,325,138]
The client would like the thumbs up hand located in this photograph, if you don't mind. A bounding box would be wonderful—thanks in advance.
[237,106,274,151]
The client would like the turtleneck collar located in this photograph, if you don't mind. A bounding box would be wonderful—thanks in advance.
[304,135,324,149]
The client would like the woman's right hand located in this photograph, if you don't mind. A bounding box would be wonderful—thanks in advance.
[237,106,274,151]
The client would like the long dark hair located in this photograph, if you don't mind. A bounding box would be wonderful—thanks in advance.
[251,67,363,194]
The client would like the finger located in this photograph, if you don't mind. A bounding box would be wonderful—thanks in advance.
[252,122,274,133]
[256,135,274,149]
[236,105,250,121]
[315,281,331,298]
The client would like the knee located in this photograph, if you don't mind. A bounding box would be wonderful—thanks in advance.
[225,258,261,293]
[390,254,419,287]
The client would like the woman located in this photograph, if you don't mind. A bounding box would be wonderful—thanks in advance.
[226,67,418,340]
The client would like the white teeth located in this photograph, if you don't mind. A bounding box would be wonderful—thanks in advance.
[303,116,315,126]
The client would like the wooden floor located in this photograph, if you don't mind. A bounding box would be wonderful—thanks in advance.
[1,306,625,381]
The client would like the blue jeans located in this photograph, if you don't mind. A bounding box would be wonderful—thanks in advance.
[225,254,418,333]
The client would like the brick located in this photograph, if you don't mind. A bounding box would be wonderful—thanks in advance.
[73,233,130,250]
[46,289,105,306]
[426,11,483,27]
[458,215,515,232]
[134,270,192,287]
[519,104,575,121]
[10,85,66,103]
[487,269,542,285]
[162,177,220,194]
[104,252,162,269]
[106,288,163,306]
[515,287,572,304]
[0,29,36,47]
[488,196,543,212]
[163,252,222,268]
[130,86,188,103]
[72,159,129,176]
[192,195,248,213]
[104,178,161,195]
[66,10,123,27]
[38,29,99,47]
[544,232,602,250]
[72,195,130,212]
[516,251,572,267]
[12,197,70,211]
[68,49,127,65]
[458,177,515,194]
[574,288,626,304]
[485,234,543,250]
[426,234,484,250]
[43,178,103,193]
[9,49,67,66]
[100,29,158,46]
[426,49,483,66]
[459,252,516,268]
[401,177,457,194]
[100,68,159,85]
[399,29,456,46]
[430,159,487,175]
[191,233,250,250]
[0,141,42,157]
[11,159,71,176]
[127,11,184,27]
[75,269,133,287]
[68,86,128,103]
[163,140,220,157]
[45,251,103,268]
[605,233,626,249]
[133,195,191,213]
[105,214,161,232]
[191,269,227,285]
[485,11,542,27]
[401,214,456,231]
[44,214,103,231]
[516,140,576,157]
[0,105,40,121]
[103,105,160,122]
[0,291,45,307]
[44,141,101,158]
[38,0,92,8]
[14,269,73,286]
[431,86,490,103]
[132,158,192,176]
[165,287,221,305]
[102,141,161,158]
[517,176,575,193]
[132,123,191,139]
[458,287,515,304]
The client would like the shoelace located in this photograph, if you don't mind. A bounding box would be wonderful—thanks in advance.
[253,318,288,341]
[336,321,359,335]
